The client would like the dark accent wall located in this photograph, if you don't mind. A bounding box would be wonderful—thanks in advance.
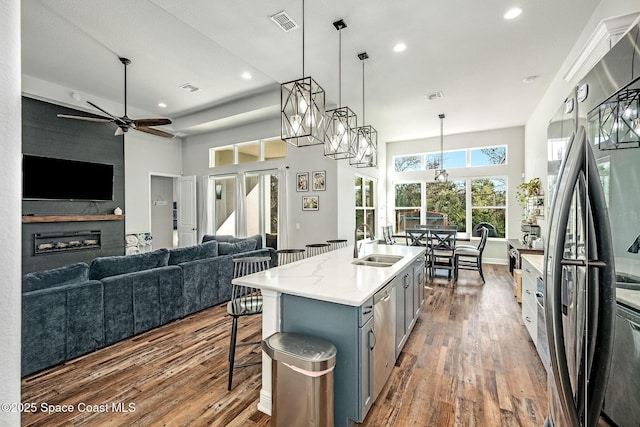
[22,97,125,273]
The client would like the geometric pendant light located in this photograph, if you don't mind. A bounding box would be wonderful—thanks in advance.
[434,113,448,182]
[350,52,377,168]
[281,0,326,147]
[324,19,357,160]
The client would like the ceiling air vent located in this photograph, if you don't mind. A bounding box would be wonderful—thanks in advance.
[180,83,200,93]
[270,11,299,33]
[425,91,444,101]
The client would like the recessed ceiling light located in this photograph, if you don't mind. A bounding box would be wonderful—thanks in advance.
[158,102,167,108]
[393,43,407,53]
[70,92,82,101]
[522,75,539,84]
[242,72,252,80]
[504,7,522,20]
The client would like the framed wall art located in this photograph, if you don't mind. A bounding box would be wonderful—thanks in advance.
[296,172,309,192]
[302,195,319,211]
[312,170,326,191]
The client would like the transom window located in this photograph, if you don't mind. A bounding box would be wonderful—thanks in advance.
[209,138,286,167]
[394,145,507,172]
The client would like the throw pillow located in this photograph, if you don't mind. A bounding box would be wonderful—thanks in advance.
[218,239,257,255]
[230,234,263,250]
[89,248,170,280]
[168,240,219,265]
[202,234,234,243]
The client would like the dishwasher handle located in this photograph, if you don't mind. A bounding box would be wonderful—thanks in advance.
[368,329,376,350]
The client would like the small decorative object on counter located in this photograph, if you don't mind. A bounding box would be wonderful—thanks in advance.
[114,207,123,215]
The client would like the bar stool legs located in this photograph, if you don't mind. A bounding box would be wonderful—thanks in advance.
[327,239,348,251]
[305,243,331,257]
[227,256,270,391]
[276,248,306,266]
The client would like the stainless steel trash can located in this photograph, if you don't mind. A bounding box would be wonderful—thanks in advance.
[262,332,337,427]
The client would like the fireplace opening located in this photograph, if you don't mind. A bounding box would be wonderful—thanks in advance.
[34,230,102,255]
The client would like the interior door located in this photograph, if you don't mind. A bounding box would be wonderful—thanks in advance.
[177,175,197,247]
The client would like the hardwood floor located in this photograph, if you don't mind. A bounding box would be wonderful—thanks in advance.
[21,264,547,426]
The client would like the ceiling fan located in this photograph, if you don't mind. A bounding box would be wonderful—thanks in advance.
[57,57,175,138]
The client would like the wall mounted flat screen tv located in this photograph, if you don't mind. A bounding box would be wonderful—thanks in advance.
[23,154,114,201]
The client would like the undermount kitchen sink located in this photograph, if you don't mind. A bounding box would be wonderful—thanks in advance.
[352,254,403,267]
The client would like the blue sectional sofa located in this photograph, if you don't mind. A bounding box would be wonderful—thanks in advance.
[21,235,275,376]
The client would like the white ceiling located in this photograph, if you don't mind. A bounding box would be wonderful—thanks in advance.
[21,0,600,143]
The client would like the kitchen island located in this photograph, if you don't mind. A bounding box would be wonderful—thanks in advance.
[232,242,425,426]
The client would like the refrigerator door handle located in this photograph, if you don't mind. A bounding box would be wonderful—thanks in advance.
[546,127,584,427]
[559,259,607,268]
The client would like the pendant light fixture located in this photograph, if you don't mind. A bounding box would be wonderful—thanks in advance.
[434,113,448,182]
[350,52,377,168]
[281,0,326,147]
[324,19,357,160]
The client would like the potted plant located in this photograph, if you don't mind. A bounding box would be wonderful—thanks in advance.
[516,177,541,207]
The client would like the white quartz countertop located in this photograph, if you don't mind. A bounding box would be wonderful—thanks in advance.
[232,242,425,306]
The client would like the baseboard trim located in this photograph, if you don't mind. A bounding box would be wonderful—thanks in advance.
[258,389,271,415]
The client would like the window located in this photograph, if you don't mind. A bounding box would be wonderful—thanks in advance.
[209,138,287,167]
[425,180,466,231]
[425,149,466,170]
[471,178,506,237]
[211,146,234,167]
[237,142,260,164]
[394,183,421,231]
[470,146,506,166]
[394,155,422,172]
[355,176,376,240]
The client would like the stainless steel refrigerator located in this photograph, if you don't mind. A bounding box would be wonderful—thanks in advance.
[544,22,640,427]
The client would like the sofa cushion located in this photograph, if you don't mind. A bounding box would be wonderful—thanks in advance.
[202,234,234,243]
[218,239,257,255]
[168,240,219,265]
[89,248,170,280]
[22,262,89,293]
[230,234,263,250]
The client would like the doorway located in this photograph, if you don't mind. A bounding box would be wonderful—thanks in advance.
[150,175,177,249]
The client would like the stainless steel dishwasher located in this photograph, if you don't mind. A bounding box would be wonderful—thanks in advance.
[372,280,396,401]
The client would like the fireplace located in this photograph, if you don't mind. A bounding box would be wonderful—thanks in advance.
[34,230,102,255]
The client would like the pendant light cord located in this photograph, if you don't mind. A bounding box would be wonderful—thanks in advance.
[302,0,305,77]
[440,116,444,168]
[362,60,365,123]
[338,29,342,107]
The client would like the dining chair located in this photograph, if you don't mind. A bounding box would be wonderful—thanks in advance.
[405,228,429,247]
[454,226,489,283]
[227,256,271,390]
[427,229,457,280]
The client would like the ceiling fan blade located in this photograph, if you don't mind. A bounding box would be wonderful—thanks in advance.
[135,126,175,139]
[132,118,172,127]
[57,114,113,123]
[86,101,126,125]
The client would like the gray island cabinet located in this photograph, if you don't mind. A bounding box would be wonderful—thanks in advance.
[232,243,426,426]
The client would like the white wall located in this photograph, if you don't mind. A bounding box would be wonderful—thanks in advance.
[124,131,182,234]
[386,126,526,264]
[1,0,22,423]
[182,117,383,248]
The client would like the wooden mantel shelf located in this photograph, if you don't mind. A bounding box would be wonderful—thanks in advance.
[22,214,124,223]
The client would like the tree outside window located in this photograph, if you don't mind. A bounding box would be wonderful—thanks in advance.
[394,183,421,231]
[425,180,466,231]
[355,176,376,240]
[471,178,506,237]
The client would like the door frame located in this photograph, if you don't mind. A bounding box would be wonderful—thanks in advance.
[148,172,181,248]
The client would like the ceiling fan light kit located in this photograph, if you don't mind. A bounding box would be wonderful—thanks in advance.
[57,57,175,139]
[434,113,448,182]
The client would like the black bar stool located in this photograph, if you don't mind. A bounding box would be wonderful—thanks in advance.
[276,248,306,266]
[227,256,271,390]
[326,239,348,251]
[305,243,330,257]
